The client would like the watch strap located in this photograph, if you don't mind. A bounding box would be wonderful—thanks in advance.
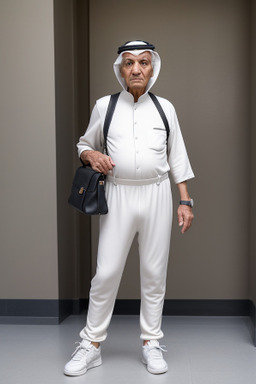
[180,200,193,207]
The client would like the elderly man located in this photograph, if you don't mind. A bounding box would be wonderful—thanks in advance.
[64,40,194,376]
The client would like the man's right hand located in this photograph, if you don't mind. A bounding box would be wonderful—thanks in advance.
[80,150,115,175]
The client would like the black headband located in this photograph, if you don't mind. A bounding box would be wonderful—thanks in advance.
[117,40,155,54]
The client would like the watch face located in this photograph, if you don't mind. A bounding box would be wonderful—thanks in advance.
[190,198,194,208]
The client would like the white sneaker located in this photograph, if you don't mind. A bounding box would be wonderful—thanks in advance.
[64,340,102,376]
[142,340,168,374]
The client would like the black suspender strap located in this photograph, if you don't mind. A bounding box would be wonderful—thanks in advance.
[148,92,170,143]
[103,92,170,156]
[103,92,120,155]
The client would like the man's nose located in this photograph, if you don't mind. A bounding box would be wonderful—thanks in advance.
[132,62,141,74]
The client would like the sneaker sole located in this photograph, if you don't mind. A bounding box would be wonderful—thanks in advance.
[142,358,168,375]
[64,357,102,377]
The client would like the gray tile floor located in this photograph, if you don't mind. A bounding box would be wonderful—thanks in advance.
[0,314,256,384]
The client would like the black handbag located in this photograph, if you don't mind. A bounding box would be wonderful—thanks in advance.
[68,93,120,215]
[68,166,108,215]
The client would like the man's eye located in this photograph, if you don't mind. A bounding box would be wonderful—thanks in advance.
[126,62,132,66]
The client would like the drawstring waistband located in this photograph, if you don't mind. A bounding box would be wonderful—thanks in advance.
[107,173,169,186]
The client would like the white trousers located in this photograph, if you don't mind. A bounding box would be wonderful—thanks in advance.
[80,177,173,342]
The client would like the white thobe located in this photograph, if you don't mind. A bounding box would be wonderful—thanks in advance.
[78,90,194,342]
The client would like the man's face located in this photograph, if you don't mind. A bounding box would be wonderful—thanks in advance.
[120,51,153,95]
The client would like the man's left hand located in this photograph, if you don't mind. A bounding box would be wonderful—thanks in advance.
[177,205,194,234]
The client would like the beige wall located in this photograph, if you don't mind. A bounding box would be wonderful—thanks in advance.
[0,0,91,304]
[0,0,58,299]
[0,0,255,308]
[90,0,251,300]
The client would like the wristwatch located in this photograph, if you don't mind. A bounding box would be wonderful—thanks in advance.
[180,199,194,208]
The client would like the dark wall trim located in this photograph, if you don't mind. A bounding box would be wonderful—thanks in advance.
[163,299,250,316]
[0,299,59,317]
[0,299,88,325]
[0,298,251,319]
[0,299,59,324]
[112,299,251,316]
[0,298,255,346]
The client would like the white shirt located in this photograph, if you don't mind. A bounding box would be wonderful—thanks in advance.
[77,90,194,184]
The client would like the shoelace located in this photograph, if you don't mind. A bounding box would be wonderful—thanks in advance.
[146,344,168,360]
[71,341,92,360]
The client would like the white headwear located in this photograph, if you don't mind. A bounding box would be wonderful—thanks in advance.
[113,40,161,93]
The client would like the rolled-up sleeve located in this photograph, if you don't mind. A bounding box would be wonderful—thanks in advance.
[167,109,195,184]
[77,104,104,158]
